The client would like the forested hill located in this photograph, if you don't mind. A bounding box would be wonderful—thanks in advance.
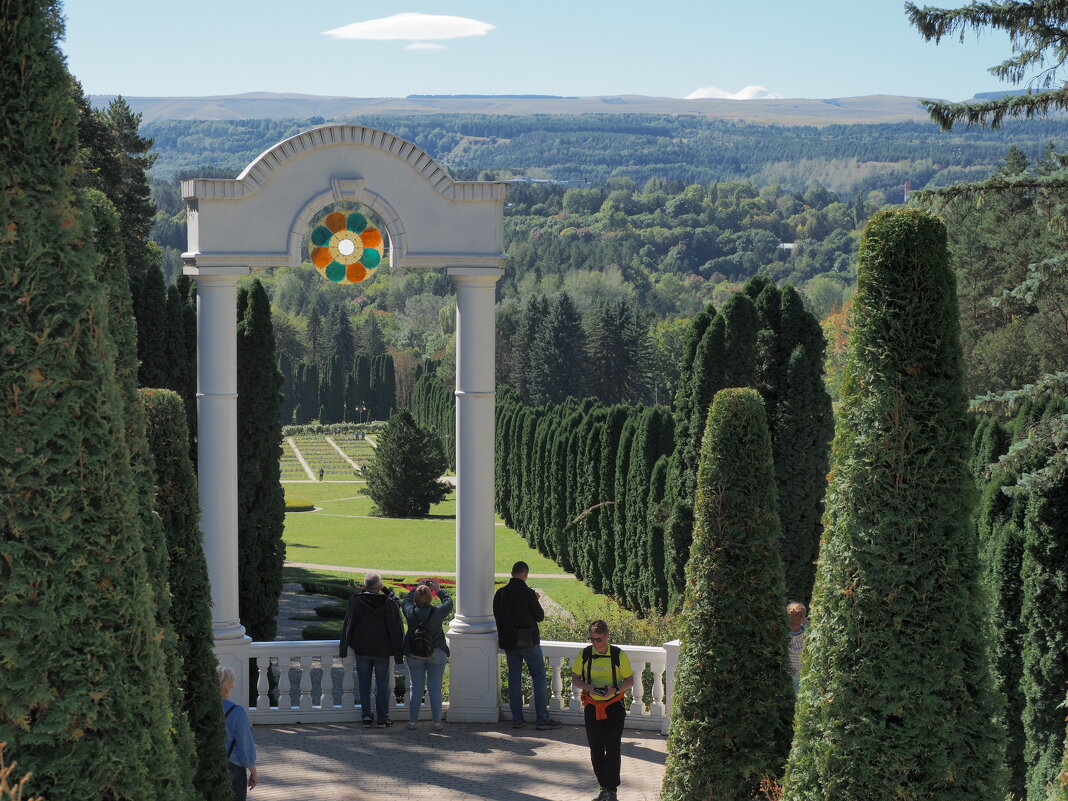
[95,92,933,124]
[143,112,1068,197]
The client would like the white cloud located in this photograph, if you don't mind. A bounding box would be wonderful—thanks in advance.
[405,43,446,51]
[323,12,494,41]
[685,85,784,100]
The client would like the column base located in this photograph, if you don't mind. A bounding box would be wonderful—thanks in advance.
[214,634,253,706]
[446,628,500,722]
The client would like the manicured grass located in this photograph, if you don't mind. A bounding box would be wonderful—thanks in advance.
[282,483,559,574]
[279,481,677,642]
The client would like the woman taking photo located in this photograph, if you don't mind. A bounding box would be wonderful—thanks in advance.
[402,578,453,730]
[571,620,634,801]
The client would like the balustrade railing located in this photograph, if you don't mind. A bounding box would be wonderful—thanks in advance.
[247,638,680,733]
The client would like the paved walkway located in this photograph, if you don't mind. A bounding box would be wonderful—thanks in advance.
[287,562,573,580]
[252,719,666,801]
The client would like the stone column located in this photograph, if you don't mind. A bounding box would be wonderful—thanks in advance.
[188,266,252,703]
[446,267,502,722]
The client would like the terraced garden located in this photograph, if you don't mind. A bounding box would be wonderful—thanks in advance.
[280,433,377,481]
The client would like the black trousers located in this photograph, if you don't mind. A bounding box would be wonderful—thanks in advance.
[228,762,248,801]
[583,700,626,790]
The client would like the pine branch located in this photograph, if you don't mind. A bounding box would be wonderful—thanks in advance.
[918,87,1068,130]
[914,167,1068,204]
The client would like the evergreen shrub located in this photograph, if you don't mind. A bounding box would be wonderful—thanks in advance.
[661,387,793,801]
[782,208,1005,801]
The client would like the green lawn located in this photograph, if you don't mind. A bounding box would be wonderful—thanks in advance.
[282,484,559,574]
[280,481,677,644]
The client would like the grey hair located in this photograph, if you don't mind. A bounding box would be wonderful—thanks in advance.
[364,572,383,591]
[217,664,236,693]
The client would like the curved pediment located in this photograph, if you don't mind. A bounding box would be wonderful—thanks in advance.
[182,124,507,271]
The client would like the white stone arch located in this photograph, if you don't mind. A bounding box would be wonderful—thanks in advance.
[183,124,506,722]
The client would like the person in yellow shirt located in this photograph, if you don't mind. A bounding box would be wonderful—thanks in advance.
[571,620,635,801]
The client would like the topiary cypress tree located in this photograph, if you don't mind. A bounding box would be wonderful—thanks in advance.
[0,3,191,796]
[362,410,450,517]
[85,189,201,797]
[782,208,1005,801]
[623,405,673,612]
[141,389,233,801]
[661,387,793,801]
[236,278,286,641]
[1020,403,1068,801]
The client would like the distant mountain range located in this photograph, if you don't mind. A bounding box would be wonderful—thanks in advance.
[90,91,948,125]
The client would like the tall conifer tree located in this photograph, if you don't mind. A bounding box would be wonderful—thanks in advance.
[661,388,793,801]
[0,4,191,797]
[782,209,1004,801]
[236,279,286,641]
[141,389,233,801]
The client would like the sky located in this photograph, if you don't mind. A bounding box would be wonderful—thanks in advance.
[61,1,1018,102]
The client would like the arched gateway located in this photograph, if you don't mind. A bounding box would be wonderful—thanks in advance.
[183,124,506,722]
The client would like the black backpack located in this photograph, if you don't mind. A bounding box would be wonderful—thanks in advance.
[409,606,435,660]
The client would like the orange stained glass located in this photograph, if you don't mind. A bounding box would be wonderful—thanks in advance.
[324,212,347,233]
[346,263,368,282]
[311,246,333,267]
[359,228,383,249]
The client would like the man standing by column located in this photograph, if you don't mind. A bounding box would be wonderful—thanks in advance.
[493,561,561,730]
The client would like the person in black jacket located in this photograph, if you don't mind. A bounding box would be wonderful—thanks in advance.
[492,561,561,730]
[340,572,404,727]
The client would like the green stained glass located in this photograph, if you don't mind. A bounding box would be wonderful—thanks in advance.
[325,261,346,282]
[347,213,368,233]
[360,248,381,269]
[311,225,333,246]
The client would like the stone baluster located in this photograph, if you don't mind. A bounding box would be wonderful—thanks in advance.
[298,655,313,709]
[548,655,565,710]
[255,657,271,710]
[320,655,334,709]
[629,660,645,715]
[650,661,666,716]
[277,657,292,709]
[341,656,355,709]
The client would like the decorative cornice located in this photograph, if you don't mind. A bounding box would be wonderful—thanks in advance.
[181,124,508,203]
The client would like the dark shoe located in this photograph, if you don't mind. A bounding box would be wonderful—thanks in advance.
[591,788,608,801]
[511,720,526,729]
[602,790,618,801]
[377,717,393,728]
[535,719,561,730]
[362,717,373,728]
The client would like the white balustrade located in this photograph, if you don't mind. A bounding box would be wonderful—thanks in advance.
[248,638,676,731]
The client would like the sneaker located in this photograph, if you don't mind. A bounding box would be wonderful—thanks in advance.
[511,720,526,729]
[432,721,444,731]
[602,790,618,801]
[535,719,562,730]
[405,721,417,730]
[362,718,373,728]
[376,718,393,728]
[591,789,608,801]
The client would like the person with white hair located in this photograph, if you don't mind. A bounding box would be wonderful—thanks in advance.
[340,572,404,727]
[218,664,258,799]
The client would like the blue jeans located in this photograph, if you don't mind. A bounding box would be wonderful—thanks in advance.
[355,654,391,723]
[407,648,448,723]
[506,645,550,725]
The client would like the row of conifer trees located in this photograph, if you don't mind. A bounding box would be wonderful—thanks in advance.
[279,351,396,425]
[661,209,1068,801]
[0,4,230,792]
[484,275,832,615]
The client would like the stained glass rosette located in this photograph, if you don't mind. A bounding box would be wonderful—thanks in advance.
[310,212,384,284]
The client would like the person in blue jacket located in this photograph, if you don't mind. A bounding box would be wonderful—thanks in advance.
[218,664,258,799]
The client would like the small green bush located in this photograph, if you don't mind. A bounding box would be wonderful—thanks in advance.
[314,603,346,619]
